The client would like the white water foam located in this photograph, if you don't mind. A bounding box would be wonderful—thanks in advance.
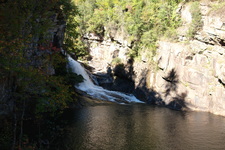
[68,56,143,104]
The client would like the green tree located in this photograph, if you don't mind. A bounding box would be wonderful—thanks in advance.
[0,0,82,149]
[74,0,182,60]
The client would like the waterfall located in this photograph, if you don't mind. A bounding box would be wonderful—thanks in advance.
[68,56,143,104]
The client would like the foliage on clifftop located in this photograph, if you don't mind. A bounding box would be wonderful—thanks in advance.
[73,0,182,59]
[187,1,203,39]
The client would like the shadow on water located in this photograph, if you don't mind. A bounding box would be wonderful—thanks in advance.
[48,104,225,150]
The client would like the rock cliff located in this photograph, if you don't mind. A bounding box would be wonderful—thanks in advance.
[0,7,66,115]
[86,1,225,116]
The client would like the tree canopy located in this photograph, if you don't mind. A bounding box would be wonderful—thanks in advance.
[72,0,182,59]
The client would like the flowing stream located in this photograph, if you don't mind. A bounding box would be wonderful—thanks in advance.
[63,56,225,150]
[68,56,143,104]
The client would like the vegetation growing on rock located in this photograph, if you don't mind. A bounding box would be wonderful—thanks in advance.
[0,0,83,149]
[73,0,182,60]
[187,1,203,38]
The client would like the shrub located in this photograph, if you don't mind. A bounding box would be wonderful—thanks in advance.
[187,1,203,39]
[111,57,122,65]
[75,0,182,61]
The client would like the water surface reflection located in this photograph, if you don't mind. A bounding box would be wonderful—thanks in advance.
[52,105,225,150]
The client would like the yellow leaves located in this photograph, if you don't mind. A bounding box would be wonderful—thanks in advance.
[73,0,82,5]
[4,67,10,70]
[37,74,75,112]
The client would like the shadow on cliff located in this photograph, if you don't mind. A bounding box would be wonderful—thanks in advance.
[135,68,187,110]
[163,69,179,97]
[134,68,164,105]
[93,58,135,94]
[92,59,187,110]
[162,68,187,110]
[111,58,135,93]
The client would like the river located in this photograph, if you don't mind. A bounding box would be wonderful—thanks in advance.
[50,104,225,150]
[61,56,225,150]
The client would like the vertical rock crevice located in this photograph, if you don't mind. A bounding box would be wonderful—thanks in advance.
[84,0,225,116]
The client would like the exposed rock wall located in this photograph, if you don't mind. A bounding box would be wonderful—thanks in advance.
[84,1,225,116]
[0,9,66,115]
[142,1,225,115]
[84,32,131,73]
[149,40,225,115]
[84,32,135,93]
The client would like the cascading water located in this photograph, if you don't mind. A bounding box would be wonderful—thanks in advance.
[68,56,143,104]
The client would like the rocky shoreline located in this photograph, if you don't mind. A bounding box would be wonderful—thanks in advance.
[83,1,225,116]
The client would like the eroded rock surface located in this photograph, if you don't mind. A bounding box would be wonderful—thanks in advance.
[84,1,225,116]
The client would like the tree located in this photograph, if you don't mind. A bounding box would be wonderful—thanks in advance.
[0,0,82,149]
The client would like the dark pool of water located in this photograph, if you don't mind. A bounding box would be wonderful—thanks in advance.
[51,104,225,150]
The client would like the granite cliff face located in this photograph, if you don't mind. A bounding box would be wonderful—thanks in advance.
[148,1,225,115]
[86,1,225,116]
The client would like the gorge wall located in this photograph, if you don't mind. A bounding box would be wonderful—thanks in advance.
[0,6,66,115]
[85,1,225,116]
